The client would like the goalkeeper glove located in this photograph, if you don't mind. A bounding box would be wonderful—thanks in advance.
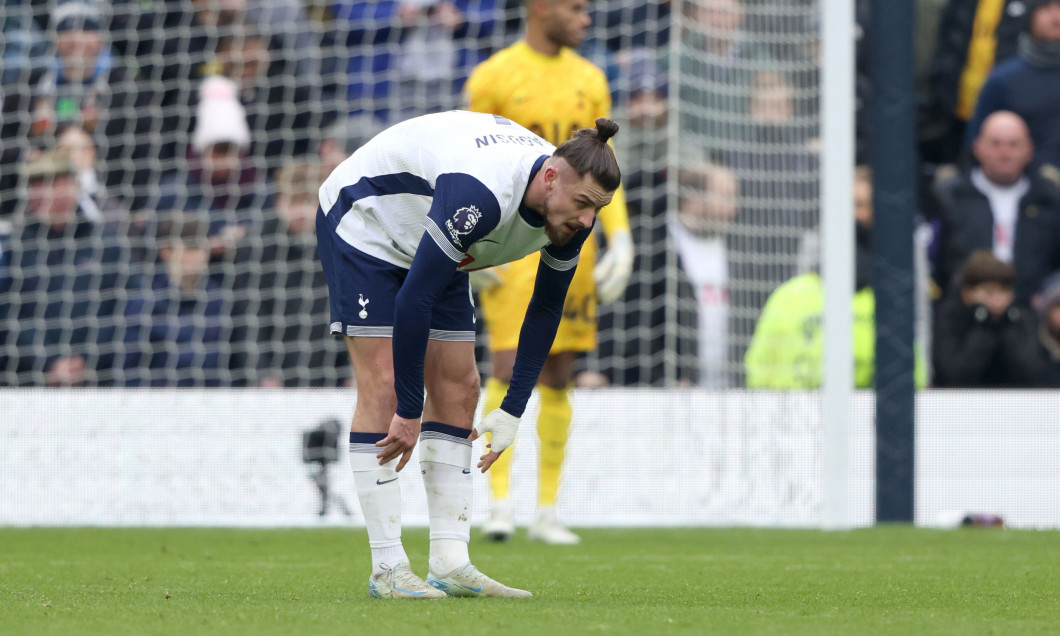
[473,408,520,454]
[594,229,634,304]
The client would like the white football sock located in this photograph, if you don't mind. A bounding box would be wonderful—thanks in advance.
[419,422,473,576]
[349,433,409,575]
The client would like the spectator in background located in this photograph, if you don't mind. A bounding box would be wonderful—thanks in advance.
[151,75,269,265]
[725,68,819,385]
[55,123,127,227]
[252,160,351,387]
[318,114,384,175]
[0,150,135,386]
[920,0,1028,164]
[31,1,152,211]
[745,0,823,123]
[214,24,330,173]
[107,0,250,202]
[933,249,1045,387]
[594,0,670,53]
[31,1,110,137]
[614,48,668,171]
[967,0,1060,167]
[333,0,501,124]
[244,0,320,77]
[1034,271,1060,386]
[743,166,925,389]
[672,0,774,153]
[600,47,697,387]
[120,212,238,387]
[1,5,49,219]
[744,165,875,389]
[932,110,1060,305]
[670,160,738,388]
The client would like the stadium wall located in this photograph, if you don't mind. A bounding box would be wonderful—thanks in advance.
[2,389,1057,529]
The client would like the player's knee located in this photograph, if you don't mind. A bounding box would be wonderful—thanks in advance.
[356,369,398,413]
[461,367,482,398]
[426,366,480,413]
[438,366,480,400]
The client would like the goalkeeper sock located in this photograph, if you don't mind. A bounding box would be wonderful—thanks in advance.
[484,377,514,502]
[419,422,472,576]
[349,432,408,575]
[537,384,572,508]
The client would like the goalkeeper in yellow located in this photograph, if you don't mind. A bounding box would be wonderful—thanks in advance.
[463,0,633,544]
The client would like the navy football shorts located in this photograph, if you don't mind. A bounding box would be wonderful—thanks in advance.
[317,211,475,341]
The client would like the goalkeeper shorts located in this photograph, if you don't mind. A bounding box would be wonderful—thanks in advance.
[479,239,598,353]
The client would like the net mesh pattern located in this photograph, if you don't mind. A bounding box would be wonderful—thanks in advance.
[0,1,820,388]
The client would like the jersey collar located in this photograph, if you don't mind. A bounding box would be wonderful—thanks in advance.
[518,155,550,227]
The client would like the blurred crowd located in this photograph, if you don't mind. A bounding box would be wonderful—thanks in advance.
[2,0,1060,389]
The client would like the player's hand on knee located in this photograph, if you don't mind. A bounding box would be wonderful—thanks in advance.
[594,229,634,304]
[470,408,520,472]
[376,414,421,472]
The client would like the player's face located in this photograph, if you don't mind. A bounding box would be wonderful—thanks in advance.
[545,0,591,50]
[541,162,613,245]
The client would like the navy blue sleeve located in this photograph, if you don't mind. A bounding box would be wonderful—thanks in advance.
[392,172,501,418]
[422,172,501,258]
[392,232,464,419]
[499,248,582,418]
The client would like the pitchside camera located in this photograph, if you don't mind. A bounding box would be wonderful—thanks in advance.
[301,418,352,517]
[303,418,342,465]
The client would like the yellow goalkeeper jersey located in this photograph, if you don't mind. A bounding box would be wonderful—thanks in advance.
[463,40,629,238]
[464,40,629,352]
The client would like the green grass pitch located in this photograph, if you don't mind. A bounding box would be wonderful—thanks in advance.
[2,526,1058,635]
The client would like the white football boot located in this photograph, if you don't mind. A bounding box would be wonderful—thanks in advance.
[482,499,516,542]
[427,563,532,598]
[527,507,580,545]
[368,563,447,599]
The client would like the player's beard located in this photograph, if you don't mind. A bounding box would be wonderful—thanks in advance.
[547,18,584,50]
[541,200,577,246]
[544,223,574,246]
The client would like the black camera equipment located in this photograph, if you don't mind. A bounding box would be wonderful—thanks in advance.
[302,418,353,517]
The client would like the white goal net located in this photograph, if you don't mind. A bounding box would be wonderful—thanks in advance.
[0,0,821,392]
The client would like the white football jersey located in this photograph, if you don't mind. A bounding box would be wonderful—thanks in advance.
[318,110,582,272]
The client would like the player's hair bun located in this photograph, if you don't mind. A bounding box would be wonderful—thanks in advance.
[595,118,619,144]
[555,119,622,191]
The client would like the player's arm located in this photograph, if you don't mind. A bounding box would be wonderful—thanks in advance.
[502,237,586,413]
[392,173,502,419]
[472,227,591,471]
